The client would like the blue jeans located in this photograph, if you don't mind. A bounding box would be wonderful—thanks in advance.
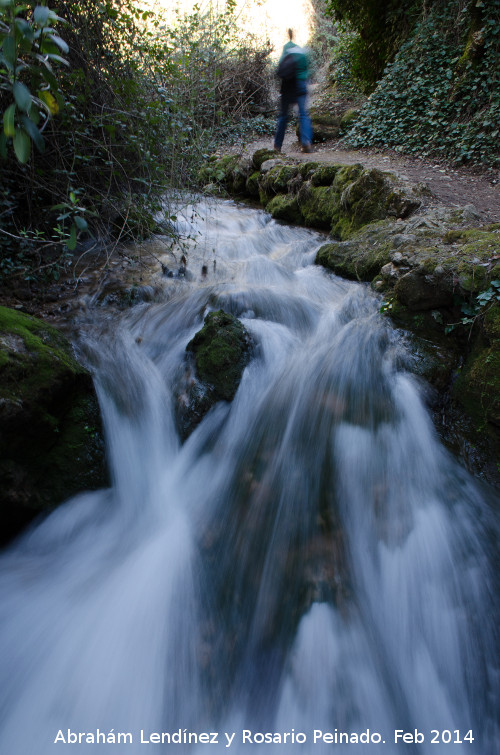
[274,83,313,149]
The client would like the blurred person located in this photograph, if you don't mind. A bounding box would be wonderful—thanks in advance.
[274,28,313,153]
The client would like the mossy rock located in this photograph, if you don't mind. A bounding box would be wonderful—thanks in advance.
[394,270,455,311]
[331,168,419,240]
[198,155,241,191]
[310,165,341,186]
[232,158,252,194]
[333,163,365,187]
[308,106,342,142]
[484,304,500,340]
[0,306,106,545]
[299,184,336,230]
[453,342,500,430]
[299,162,321,179]
[252,148,277,171]
[187,309,252,403]
[246,171,261,198]
[340,108,360,131]
[315,239,392,282]
[266,194,303,224]
[259,165,300,203]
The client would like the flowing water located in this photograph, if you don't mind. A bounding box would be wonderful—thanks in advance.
[0,199,499,754]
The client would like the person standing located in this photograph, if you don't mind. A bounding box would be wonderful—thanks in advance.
[274,29,313,154]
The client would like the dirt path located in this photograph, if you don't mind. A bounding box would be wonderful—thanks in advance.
[243,133,500,224]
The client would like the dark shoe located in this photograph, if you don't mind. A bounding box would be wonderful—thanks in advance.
[300,143,312,153]
[273,144,281,153]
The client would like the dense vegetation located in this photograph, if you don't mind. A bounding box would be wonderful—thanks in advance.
[324,0,500,167]
[0,0,273,287]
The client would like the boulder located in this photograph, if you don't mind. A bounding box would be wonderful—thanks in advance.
[0,306,106,545]
[177,310,252,439]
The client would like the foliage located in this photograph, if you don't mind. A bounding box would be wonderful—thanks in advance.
[324,0,421,90]
[0,0,274,288]
[445,280,500,332]
[344,0,500,166]
[0,0,67,163]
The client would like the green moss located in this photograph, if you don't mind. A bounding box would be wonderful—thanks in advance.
[260,165,300,199]
[308,107,342,142]
[299,185,336,230]
[198,155,241,190]
[484,304,500,340]
[187,309,252,402]
[310,165,340,186]
[460,230,500,257]
[453,344,500,429]
[420,255,440,274]
[340,108,360,130]
[246,171,260,198]
[252,148,277,171]
[299,162,321,179]
[456,262,489,293]
[315,239,391,282]
[0,306,85,406]
[266,194,303,224]
[333,164,364,188]
[443,229,464,244]
[329,167,419,240]
[0,306,106,544]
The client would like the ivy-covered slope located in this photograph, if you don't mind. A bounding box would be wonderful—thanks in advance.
[344,0,500,166]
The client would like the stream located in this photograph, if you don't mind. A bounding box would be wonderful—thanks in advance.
[0,198,498,753]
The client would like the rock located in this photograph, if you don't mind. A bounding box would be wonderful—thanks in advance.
[310,165,340,186]
[331,167,420,239]
[298,184,337,230]
[246,171,261,198]
[260,158,286,174]
[461,204,482,222]
[266,194,303,224]
[339,108,360,131]
[307,106,342,143]
[259,164,301,204]
[177,310,253,439]
[0,306,106,545]
[394,270,454,310]
[252,148,277,171]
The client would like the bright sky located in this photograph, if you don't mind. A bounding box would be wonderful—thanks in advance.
[144,0,313,56]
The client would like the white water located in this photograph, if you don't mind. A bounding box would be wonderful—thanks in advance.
[0,199,498,754]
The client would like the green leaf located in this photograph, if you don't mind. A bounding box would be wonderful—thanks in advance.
[20,115,45,152]
[34,6,50,25]
[14,18,34,40]
[67,224,77,251]
[74,215,88,232]
[3,103,16,137]
[13,126,31,163]
[13,81,32,112]
[45,53,69,66]
[27,102,40,125]
[38,64,58,89]
[47,34,69,54]
[2,35,16,65]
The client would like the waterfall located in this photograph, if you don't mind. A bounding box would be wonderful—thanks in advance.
[0,198,498,753]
